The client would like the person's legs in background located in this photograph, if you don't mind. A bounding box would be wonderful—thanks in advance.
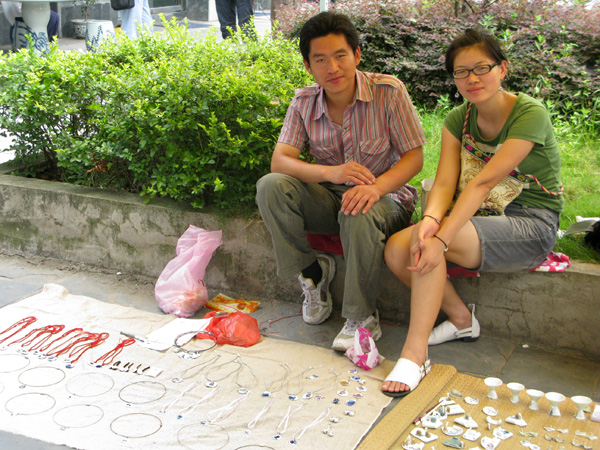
[235,0,255,37]
[215,0,236,39]
[47,11,59,42]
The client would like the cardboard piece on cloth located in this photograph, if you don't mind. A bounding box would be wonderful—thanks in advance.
[0,284,395,450]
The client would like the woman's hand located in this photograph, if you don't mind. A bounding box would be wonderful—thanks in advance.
[409,219,439,268]
[408,235,447,275]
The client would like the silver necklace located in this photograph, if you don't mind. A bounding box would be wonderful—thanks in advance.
[205,354,242,388]
[274,401,306,440]
[290,405,332,445]
[110,413,163,439]
[286,365,321,400]
[303,368,340,400]
[172,352,221,383]
[245,397,274,434]
[234,358,257,394]
[204,392,249,424]
[262,362,291,397]
[176,385,221,420]
[52,404,104,430]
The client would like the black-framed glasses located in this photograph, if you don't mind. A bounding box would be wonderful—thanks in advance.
[453,63,499,79]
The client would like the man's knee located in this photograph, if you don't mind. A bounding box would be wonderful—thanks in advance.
[256,173,299,207]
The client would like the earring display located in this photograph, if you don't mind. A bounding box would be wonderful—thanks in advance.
[5,392,56,416]
[110,413,163,439]
[0,353,30,373]
[177,423,229,450]
[52,404,104,430]
[17,366,66,388]
[118,380,167,405]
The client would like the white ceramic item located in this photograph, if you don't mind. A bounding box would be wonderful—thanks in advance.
[526,389,544,411]
[571,395,592,420]
[484,377,502,400]
[506,382,525,403]
[545,392,566,417]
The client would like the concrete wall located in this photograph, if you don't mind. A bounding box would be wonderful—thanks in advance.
[0,172,598,358]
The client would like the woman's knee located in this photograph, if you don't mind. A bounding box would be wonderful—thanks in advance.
[384,229,411,274]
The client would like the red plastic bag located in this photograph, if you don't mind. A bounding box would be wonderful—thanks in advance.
[155,226,222,318]
[200,311,261,347]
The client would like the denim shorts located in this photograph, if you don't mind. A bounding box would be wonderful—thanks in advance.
[471,203,560,272]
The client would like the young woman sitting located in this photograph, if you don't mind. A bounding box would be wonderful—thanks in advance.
[381,28,563,397]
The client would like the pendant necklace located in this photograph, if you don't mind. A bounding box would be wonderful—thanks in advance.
[176,385,221,420]
[290,405,332,445]
[172,352,221,383]
[245,397,274,434]
[303,368,340,400]
[204,354,242,388]
[234,357,257,394]
[204,392,249,424]
[286,365,321,401]
[274,401,307,440]
[262,362,291,397]
[159,381,201,414]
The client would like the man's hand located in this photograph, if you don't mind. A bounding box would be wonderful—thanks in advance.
[326,161,376,186]
[341,184,382,215]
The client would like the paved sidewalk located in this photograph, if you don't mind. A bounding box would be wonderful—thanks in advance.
[0,249,598,449]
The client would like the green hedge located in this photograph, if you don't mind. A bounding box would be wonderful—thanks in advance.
[0,19,311,209]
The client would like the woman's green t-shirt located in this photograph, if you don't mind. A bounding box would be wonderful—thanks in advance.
[444,93,564,213]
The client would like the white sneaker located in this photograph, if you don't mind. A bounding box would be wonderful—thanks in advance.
[298,254,335,325]
[331,310,382,352]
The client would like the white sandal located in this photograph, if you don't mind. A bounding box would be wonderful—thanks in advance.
[428,304,480,346]
[382,358,431,398]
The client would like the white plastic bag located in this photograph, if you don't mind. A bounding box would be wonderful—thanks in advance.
[155,226,222,318]
[345,327,385,370]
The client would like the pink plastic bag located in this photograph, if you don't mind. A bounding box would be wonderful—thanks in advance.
[345,328,385,370]
[155,226,222,318]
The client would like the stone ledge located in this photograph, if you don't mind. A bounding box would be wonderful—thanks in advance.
[0,173,598,359]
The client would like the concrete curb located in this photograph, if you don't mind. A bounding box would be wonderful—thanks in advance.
[0,172,598,358]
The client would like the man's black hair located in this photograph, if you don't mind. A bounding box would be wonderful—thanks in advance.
[299,12,359,63]
[445,28,507,74]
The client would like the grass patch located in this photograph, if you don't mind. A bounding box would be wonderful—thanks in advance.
[414,107,600,263]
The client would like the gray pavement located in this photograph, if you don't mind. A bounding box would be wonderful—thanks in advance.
[0,248,599,449]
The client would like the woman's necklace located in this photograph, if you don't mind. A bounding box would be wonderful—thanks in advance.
[286,365,321,401]
[172,352,221,384]
[205,354,243,388]
[245,396,274,434]
[234,358,257,394]
[274,402,307,440]
[262,362,291,397]
[303,368,340,400]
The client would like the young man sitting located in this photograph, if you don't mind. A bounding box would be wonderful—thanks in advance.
[256,11,425,351]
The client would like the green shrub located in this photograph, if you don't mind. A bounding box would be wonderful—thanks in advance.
[0,18,312,209]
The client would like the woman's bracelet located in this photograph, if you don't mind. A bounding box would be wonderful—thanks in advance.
[423,214,441,225]
[433,234,449,252]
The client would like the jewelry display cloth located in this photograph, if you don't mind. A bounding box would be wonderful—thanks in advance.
[0,284,394,450]
[359,367,600,450]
